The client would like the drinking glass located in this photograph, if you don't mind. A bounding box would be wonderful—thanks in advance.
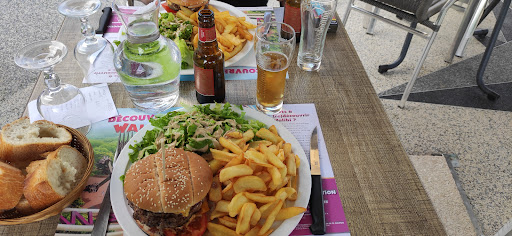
[255,22,296,115]
[58,0,109,80]
[112,0,181,113]
[297,0,337,71]
[14,41,91,133]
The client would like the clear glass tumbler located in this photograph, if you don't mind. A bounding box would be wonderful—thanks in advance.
[255,22,296,115]
[297,0,337,71]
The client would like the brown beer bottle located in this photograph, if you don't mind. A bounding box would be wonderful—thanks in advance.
[194,9,225,104]
[283,0,301,42]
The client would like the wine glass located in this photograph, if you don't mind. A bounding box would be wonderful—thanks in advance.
[58,0,108,81]
[14,40,91,134]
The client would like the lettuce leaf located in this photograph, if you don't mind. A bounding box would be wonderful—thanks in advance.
[174,38,194,69]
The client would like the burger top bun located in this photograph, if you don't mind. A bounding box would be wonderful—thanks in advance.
[124,147,212,215]
[167,0,208,8]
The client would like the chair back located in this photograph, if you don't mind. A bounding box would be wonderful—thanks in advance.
[372,0,441,21]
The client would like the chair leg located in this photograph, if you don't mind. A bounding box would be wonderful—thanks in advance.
[378,22,417,74]
[366,7,380,35]
[398,31,439,108]
[475,0,509,100]
[342,0,356,25]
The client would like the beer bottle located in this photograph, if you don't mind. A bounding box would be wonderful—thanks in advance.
[283,0,301,42]
[194,9,225,104]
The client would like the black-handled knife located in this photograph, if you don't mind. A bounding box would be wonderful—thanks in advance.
[309,127,326,235]
[96,7,112,35]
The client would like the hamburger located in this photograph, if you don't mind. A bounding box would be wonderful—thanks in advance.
[124,147,213,236]
[165,0,209,12]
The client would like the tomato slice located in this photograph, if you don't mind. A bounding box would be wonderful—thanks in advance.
[161,2,177,13]
[163,213,207,236]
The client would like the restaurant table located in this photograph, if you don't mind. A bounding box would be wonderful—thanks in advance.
[12,12,447,236]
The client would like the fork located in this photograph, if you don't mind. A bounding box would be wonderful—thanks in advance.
[91,131,133,236]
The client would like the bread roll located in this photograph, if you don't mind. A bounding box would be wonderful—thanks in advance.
[0,117,72,169]
[23,146,86,211]
[0,162,25,211]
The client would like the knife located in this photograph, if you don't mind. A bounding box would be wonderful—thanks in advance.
[96,7,112,37]
[88,7,113,68]
[309,127,326,235]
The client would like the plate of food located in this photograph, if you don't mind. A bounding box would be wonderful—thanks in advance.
[111,104,311,235]
[159,0,257,74]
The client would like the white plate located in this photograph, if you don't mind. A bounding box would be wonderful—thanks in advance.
[111,105,311,236]
[118,1,256,75]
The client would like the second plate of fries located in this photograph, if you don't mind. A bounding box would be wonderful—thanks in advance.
[165,0,257,75]
[111,104,311,236]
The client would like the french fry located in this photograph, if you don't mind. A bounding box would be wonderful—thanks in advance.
[286,154,297,176]
[256,128,283,144]
[242,130,255,142]
[269,125,279,136]
[224,153,244,168]
[219,216,238,229]
[192,25,198,35]
[208,5,220,13]
[275,207,307,221]
[255,171,272,183]
[211,210,229,220]
[222,181,233,193]
[248,140,272,149]
[259,200,283,235]
[209,175,222,202]
[239,27,254,40]
[260,144,286,169]
[176,11,196,26]
[283,143,292,157]
[211,148,238,162]
[244,192,276,204]
[222,186,234,201]
[223,23,237,34]
[219,137,243,154]
[289,176,298,200]
[209,159,226,174]
[215,200,230,213]
[241,20,257,29]
[295,154,301,167]
[218,34,234,48]
[228,192,250,217]
[225,131,243,139]
[207,222,238,236]
[179,7,194,17]
[224,42,244,60]
[245,226,261,236]
[267,166,282,187]
[219,164,253,182]
[259,200,277,219]
[193,33,198,49]
[233,176,267,193]
[250,208,261,226]
[244,150,272,168]
[236,203,256,234]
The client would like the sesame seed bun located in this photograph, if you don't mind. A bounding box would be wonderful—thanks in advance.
[124,147,212,215]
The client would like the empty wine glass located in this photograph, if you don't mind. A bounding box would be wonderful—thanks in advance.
[14,40,91,134]
[58,0,108,81]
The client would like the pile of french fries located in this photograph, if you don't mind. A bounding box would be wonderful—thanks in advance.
[207,125,306,236]
[175,5,257,60]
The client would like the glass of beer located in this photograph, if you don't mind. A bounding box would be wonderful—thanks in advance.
[255,22,296,115]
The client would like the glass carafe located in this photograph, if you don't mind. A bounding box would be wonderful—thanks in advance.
[112,0,181,113]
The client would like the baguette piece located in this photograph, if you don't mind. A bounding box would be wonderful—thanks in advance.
[0,162,24,211]
[23,146,86,211]
[15,197,37,216]
[0,117,72,168]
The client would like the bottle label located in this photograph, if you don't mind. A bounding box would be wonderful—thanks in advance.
[284,3,301,33]
[194,65,215,96]
[199,26,216,42]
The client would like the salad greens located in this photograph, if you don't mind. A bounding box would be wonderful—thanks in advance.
[127,103,266,164]
[159,12,195,69]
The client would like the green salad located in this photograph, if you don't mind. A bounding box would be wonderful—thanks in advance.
[159,12,194,69]
[128,103,266,164]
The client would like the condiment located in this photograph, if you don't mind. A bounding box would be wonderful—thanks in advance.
[283,0,301,42]
[193,9,225,104]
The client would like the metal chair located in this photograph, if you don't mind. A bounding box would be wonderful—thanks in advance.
[342,0,458,108]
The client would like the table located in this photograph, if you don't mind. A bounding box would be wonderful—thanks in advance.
[13,13,446,236]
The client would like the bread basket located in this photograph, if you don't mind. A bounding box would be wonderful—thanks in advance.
[0,125,94,225]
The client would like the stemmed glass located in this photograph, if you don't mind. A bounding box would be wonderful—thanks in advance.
[14,40,91,133]
[58,0,108,80]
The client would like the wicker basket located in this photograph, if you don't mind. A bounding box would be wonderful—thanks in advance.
[0,125,94,225]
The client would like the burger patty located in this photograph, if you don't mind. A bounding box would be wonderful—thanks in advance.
[130,200,203,229]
